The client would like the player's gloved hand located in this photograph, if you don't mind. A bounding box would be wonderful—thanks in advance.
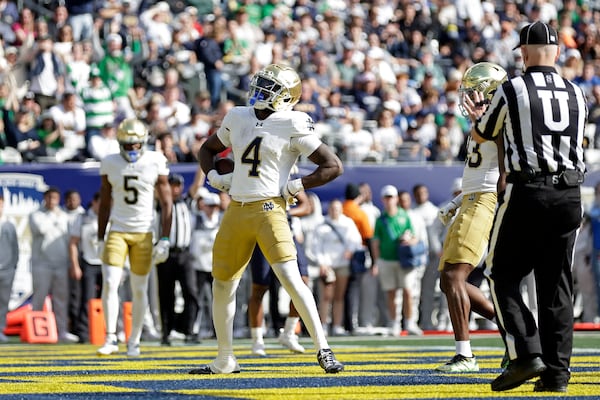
[281,178,304,205]
[96,239,105,261]
[152,238,170,264]
[438,193,464,226]
[207,170,233,192]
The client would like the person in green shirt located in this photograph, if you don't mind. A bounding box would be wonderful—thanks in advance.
[371,184,422,336]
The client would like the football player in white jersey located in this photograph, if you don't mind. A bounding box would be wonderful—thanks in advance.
[435,62,506,372]
[190,64,344,374]
[96,118,173,357]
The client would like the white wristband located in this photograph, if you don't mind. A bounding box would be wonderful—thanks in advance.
[287,178,304,196]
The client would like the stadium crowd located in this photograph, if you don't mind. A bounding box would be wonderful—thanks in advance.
[0,0,600,346]
[1,0,600,165]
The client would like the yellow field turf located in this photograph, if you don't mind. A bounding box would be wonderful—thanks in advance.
[0,333,598,399]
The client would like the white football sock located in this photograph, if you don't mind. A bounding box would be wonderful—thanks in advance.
[129,272,150,345]
[271,260,328,350]
[283,317,300,336]
[456,340,473,358]
[212,278,240,358]
[101,265,123,337]
[251,327,263,343]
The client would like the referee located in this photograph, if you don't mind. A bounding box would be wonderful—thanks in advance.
[466,21,587,393]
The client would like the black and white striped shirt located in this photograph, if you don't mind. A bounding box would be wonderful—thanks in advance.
[166,199,192,250]
[476,65,587,175]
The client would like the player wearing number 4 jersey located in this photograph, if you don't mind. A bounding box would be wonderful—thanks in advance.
[435,62,506,373]
[97,118,172,357]
[191,63,344,374]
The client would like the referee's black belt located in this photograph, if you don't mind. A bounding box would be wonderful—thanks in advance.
[169,247,189,254]
[507,169,584,187]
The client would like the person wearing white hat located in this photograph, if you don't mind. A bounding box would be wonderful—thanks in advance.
[371,184,421,336]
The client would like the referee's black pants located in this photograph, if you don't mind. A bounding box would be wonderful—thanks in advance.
[486,180,581,386]
[157,251,199,338]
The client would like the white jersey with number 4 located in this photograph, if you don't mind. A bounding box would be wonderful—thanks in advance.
[217,106,322,202]
[100,150,169,232]
[461,136,499,195]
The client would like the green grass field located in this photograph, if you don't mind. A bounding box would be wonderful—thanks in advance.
[0,332,599,399]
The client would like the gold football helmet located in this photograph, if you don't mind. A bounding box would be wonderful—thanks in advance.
[459,62,508,117]
[247,64,302,112]
[117,118,148,162]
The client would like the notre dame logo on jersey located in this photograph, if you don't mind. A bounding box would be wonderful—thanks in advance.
[262,201,275,211]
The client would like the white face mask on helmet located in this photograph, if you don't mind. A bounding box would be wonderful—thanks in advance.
[117,118,148,163]
[247,64,302,112]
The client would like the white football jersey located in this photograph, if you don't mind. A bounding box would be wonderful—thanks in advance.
[461,136,499,195]
[100,150,169,232]
[217,106,322,202]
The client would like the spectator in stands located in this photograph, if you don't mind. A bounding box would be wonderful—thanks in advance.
[65,0,94,42]
[372,108,403,162]
[2,46,30,102]
[413,48,446,93]
[176,105,210,163]
[54,25,75,64]
[294,80,324,123]
[574,61,600,108]
[128,79,152,120]
[186,22,224,109]
[0,0,19,27]
[354,71,383,121]
[80,66,115,142]
[36,111,63,158]
[322,88,351,135]
[11,7,35,47]
[88,123,119,161]
[139,1,173,54]
[21,91,41,119]
[155,131,182,163]
[158,86,191,130]
[142,99,168,141]
[28,34,66,111]
[2,104,45,162]
[306,51,338,105]
[48,91,87,161]
[47,5,69,40]
[96,33,135,120]
[340,112,373,163]
[335,41,360,97]
[65,42,91,93]
[429,125,455,163]
[134,39,165,95]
